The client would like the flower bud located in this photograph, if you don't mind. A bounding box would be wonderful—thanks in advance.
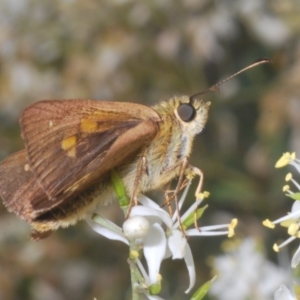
[123,216,150,240]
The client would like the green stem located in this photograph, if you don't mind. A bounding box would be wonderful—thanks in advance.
[111,170,146,300]
[128,242,145,300]
[122,209,146,300]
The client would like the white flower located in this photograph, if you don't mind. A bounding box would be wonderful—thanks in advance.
[209,238,290,300]
[87,180,237,295]
[86,212,166,290]
[131,180,236,293]
[274,284,295,300]
[263,152,300,268]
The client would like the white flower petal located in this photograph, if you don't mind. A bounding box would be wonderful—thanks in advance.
[130,206,163,226]
[291,244,300,268]
[168,230,187,259]
[184,242,196,294]
[139,194,162,209]
[274,284,295,300]
[86,217,128,244]
[131,205,172,228]
[164,244,172,259]
[291,200,300,214]
[143,224,167,284]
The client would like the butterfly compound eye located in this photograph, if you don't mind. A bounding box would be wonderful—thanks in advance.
[177,103,196,122]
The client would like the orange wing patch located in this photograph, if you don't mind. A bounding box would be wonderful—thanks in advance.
[80,118,98,133]
[61,135,77,158]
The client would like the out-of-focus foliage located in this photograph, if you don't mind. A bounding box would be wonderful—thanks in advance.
[0,0,299,299]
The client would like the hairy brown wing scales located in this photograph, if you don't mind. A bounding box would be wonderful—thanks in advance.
[0,99,161,218]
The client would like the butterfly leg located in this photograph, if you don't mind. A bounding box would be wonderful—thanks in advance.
[125,155,148,218]
[163,182,174,216]
[186,166,204,199]
[186,165,205,231]
[164,162,205,233]
[159,157,190,236]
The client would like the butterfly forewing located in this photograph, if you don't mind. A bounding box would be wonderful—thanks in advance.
[20,100,160,205]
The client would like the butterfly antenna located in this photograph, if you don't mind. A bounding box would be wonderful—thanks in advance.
[190,57,271,102]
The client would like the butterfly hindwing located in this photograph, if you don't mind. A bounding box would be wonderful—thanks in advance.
[0,150,47,221]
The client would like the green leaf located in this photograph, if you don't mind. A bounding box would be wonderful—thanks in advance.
[286,192,300,201]
[189,276,216,300]
[182,205,208,229]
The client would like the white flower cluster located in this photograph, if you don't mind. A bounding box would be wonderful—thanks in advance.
[87,180,237,299]
[263,152,300,268]
[274,284,296,300]
[209,238,290,300]
[263,152,300,300]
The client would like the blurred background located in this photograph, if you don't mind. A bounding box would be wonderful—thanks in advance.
[0,0,299,299]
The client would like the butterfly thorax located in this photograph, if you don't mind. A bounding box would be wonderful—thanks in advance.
[121,96,210,195]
